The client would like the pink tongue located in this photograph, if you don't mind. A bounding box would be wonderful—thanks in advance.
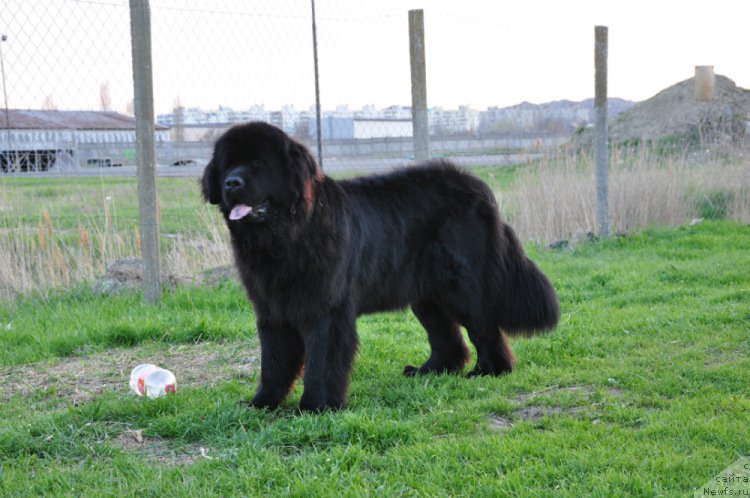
[229,204,253,221]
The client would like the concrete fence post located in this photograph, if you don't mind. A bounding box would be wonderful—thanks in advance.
[594,25,611,237]
[129,0,162,302]
[409,9,430,161]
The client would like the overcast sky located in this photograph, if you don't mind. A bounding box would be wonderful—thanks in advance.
[2,0,749,115]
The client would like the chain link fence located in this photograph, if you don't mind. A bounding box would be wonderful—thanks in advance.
[1,1,748,298]
[0,0,582,176]
[3,1,749,176]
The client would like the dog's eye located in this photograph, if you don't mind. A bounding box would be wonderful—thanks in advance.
[248,160,264,172]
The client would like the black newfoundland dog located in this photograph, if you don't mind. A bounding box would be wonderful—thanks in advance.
[202,122,559,411]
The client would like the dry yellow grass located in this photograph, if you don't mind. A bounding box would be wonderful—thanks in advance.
[1,147,748,299]
[501,148,750,242]
[0,198,231,300]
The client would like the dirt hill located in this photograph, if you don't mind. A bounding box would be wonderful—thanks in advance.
[577,74,750,149]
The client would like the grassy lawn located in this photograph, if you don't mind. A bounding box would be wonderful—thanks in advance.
[0,176,212,236]
[1,220,748,496]
[0,169,518,237]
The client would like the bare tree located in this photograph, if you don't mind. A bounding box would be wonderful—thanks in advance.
[172,95,185,143]
[42,95,57,111]
[100,81,112,111]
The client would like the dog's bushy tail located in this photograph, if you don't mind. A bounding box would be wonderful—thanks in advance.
[492,223,560,336]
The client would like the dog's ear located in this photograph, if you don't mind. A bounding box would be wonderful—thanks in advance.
[201,157,222,205]
[285,138,322,212]
[287,138,321,181]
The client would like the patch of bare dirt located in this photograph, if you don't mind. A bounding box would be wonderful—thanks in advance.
[487,414,514,430]
[514,384,595,403]
[0,341,259,407]
[703,347,744,368]
[92,258,192,295]
[116,429,214,466]
[488,384,624,431]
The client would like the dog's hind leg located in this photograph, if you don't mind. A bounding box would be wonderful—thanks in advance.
[404,299,470,376]
[464,319,515,377]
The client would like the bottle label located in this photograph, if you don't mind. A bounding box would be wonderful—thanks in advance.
[136,365,160,396]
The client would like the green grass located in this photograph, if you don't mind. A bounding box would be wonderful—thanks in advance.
[0,169,518,237]
[0,176,210,236]
[470,164,522,192]
[1,221,749,496]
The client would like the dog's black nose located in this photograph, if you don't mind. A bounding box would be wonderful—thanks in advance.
[224,175,244,191]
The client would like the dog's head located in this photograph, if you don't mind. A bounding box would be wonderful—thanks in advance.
[201,122,322,223]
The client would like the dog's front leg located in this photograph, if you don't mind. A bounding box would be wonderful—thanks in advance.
[250,321,305,410]
[299,301,358,411]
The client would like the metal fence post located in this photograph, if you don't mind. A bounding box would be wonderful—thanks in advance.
[594,25,610,237]
[129,0,162,302]
[0,34,13,173]
[310,0,323,168]
[409,9,429,162]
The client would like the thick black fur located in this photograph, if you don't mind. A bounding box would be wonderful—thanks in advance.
[202,122,560,411]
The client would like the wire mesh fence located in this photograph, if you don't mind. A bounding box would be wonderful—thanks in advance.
[1,0,749,299]
[0,0,584,176]
[1,0,134,172]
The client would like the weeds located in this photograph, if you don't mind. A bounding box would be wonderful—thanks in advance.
[1,148,749,299]
[0,178,230,300]
[502,146,750,242]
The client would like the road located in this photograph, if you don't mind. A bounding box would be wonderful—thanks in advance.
[1,153,540,179]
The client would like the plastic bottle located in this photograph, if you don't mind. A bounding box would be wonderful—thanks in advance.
[129,364,177,398]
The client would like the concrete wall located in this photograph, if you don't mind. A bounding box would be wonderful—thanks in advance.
[161,134,569,165]
[353,120,412,139]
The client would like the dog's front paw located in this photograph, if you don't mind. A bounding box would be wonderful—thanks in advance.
[299,392,345,412]
[245,389,283,410]
[403,364,419,377]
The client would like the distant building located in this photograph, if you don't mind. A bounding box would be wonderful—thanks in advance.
[353,118,412,139]
[1,109,169,172]
[163,122,231,143]
[269,105,307,136]
[310,116,354,140]
[157,104,420,143]
[430,105,479,135]
[381,105,412,120]
[158,105,271,143]
[310,116,412,140]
